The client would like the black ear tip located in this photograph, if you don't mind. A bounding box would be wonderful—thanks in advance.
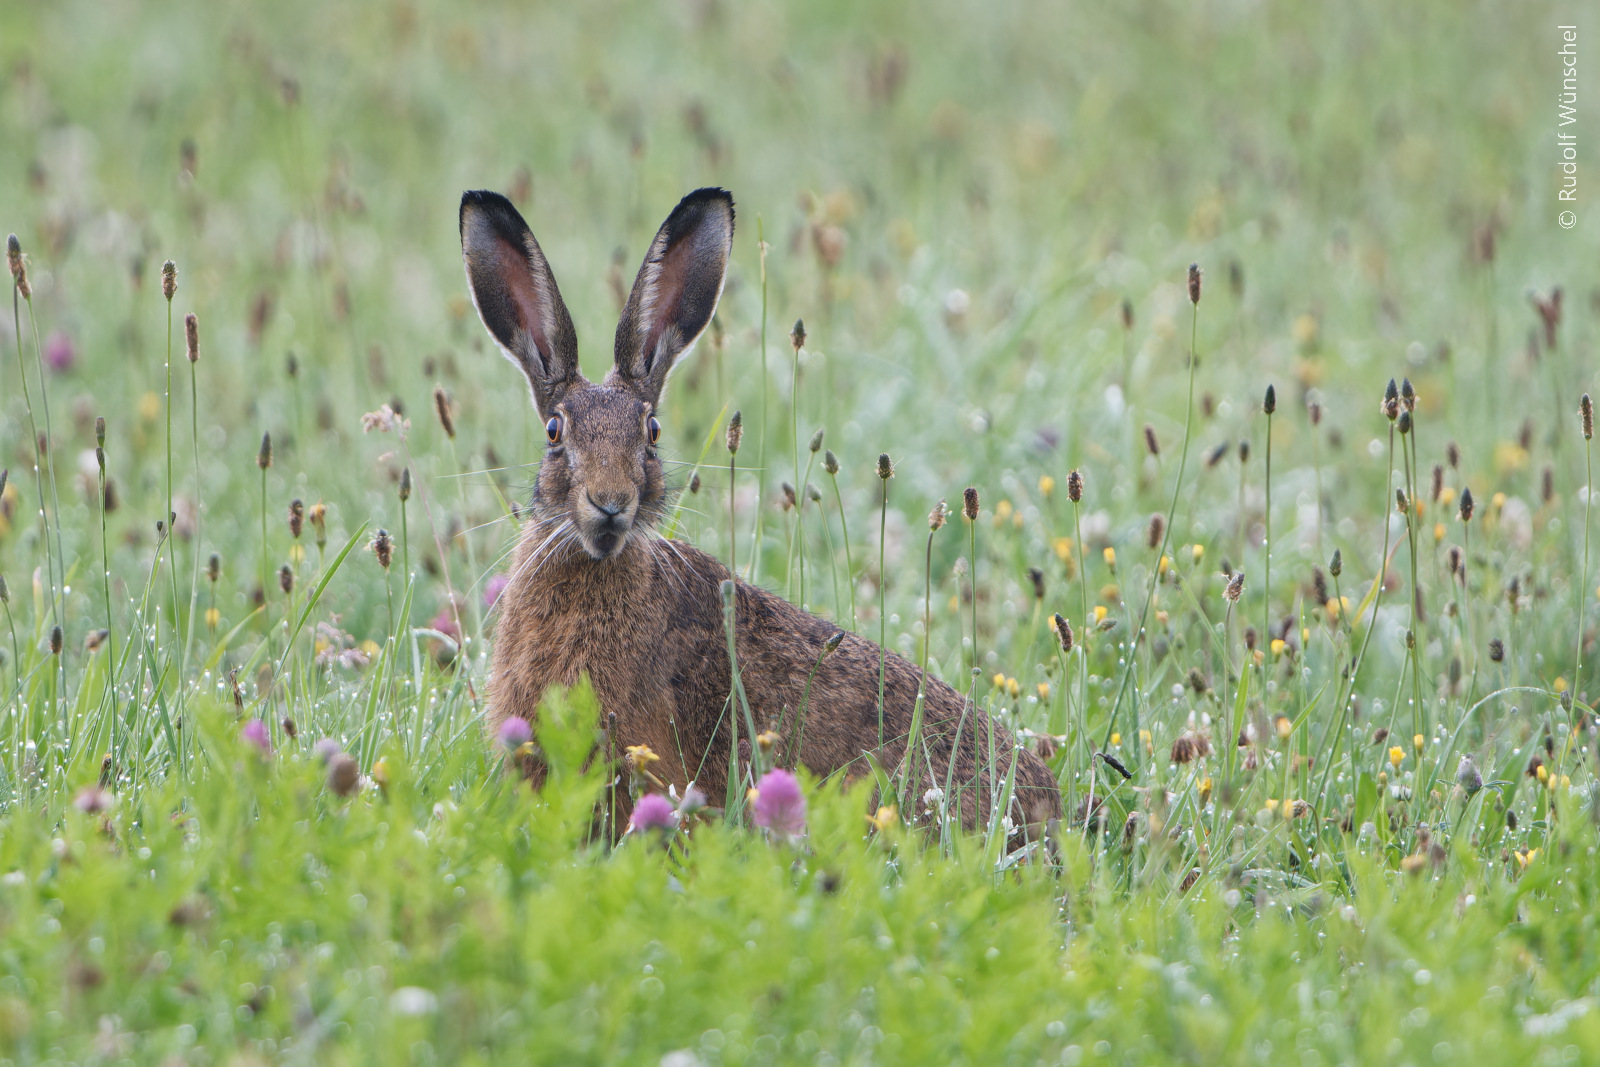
[460,189,527,240]
[675,187,736,231]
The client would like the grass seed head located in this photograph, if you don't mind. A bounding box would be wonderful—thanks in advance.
[1308,398,1322,425]
[1067,469,1083,502]
[1144,424,1160,456]
[1383,378,1400,421]
[50,625,62,655]
[399,468,411,503]
[207,552,221,583]
[1488,637,1504,662]
[1542,466,1553,504]
[1447,440,1460,468]
[161,259,177,302]
[1262,383,1276,415]
[279,564,294,595]
[877,453,894,480]
[373,529,393,569]
[1430,464,1443,501]
[1206,441,1229,467]
[807,483,821,503]
[823,448,838,475]
[781,482,797,510]
[929,498,948,531]
[1027,565,1044,599]
[1187,262,1201,305]
[328,753,361,797]
[1238,439,1250,463]
[288,498,304,538]
[6,235,28,300]
[1400,377,1416,411]
[308,504,326,547]
[726,410,743,455]
[1224,570,1245,603]
[790,318,806,350]
[1397,409,1412,435]
[1120,298,1134,330]
[809,428,824,453]
[184,313,199,362]
[1583,394,1594,440]
[433,386,455,439]
[257,432,273,470]
[1147,512,1164,549]
[1053,613,1073,654]
[95,416,105,449]
[1459,486,1474,523]
[963,486,979,520]
[689,472,701,494]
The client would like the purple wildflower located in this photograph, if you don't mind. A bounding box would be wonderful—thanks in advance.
[630,793,677,834]
[242,718,272,756]
[484,573,509,608]
[752,768,807,837]
[73,786,113,814]
[313,737,342,764]
[44,331,75,373]
[497,717,532,752]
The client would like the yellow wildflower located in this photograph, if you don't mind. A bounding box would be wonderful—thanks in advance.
[1389,746,1404,769]
[1103,546,1117,569]
[1039,475,1055,497]
[866,805,898,831]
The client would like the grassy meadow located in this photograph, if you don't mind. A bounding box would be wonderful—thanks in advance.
[2,0,1599,1062]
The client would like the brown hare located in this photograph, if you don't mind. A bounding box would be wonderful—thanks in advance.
[460,186,1061,835]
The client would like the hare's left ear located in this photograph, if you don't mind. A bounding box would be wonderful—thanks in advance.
[610,188,734,404]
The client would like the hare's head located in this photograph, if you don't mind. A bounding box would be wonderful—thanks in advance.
[460,188,733,560]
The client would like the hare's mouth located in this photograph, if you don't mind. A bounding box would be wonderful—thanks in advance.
[576,492,638,560]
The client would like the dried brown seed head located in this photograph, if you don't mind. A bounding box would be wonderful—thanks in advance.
[1262,384,1276,416]
[1224,571,1245,603]
[1053,613,1073,654]
[257,432,273,470]
[433,386,455,439]
[877,453,894,480]
[161,259,177,302]
[1187,263,1201,305]
[1066,469,1083,503]
[288,498,304,538]
[963,486,980,520]
[929,498,948,531]
[726,410,743,455]
[1143,424,1160,456]
[184,313,199,363]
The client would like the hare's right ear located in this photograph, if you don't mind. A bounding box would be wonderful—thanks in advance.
[460,190,581,414]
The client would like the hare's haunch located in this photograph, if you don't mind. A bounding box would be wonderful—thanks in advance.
[461,187,1061,833]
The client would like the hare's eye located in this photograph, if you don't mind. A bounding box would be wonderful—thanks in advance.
[545,415,563,445]
[647,416,661,445]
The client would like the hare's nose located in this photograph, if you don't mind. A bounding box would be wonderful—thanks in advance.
[588,491,631,518]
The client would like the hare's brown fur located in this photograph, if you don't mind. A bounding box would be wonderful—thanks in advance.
[461,186,1061,834]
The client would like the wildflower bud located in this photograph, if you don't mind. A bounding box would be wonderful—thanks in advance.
[50,625,62,655]
[1206,441,1229,467]
[433,386,455,439]
[399,468,412,503]
[1583,394,1594,441]
[309,504,326,548]
[279,565,294,595]
[1187,263,1201,305]
[288,499,304,538]
[790,318,806,350]
[726,410,743,455]
[161,259,177,302]
[877,453,894,480]
[1456,755,1483,795]
[1397,409,1411,435]
[1459,486,1474,523]
[824,631,846,655]
[781,482,797,510]
[5,234,21,283]
[1488,637,1504,662]
[689,473,701,494]
[1147,512,1164,549]
[257,432,273,470]
[1506,809,1517,832]
[1382,378,1399,421]
[823,449,839,475]
[95,416,106,448]
[1400,377,1416,411]
[1143,424,1160,456]
[1067,469,1083,503]
[208,552,221,583]
[1224,571,1245,603]
[373,529,393,570]
[808,428,824,453]
[185,313,199,363]
[1262,384,1276,416]
[328,753,360,797]
[963,486,980,520]
[806,483,821,503]
[929,498,948,531]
